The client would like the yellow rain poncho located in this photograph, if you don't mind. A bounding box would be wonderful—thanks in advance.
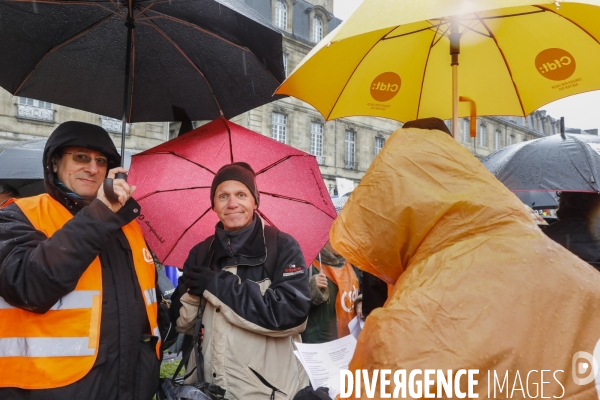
[331,126,600,398]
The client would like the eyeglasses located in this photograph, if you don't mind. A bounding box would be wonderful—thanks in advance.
[63,152,108,167]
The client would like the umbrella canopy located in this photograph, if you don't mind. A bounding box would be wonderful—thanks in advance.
[128,118,337,268]
[481,133,600,196]
[0,0,285,123]
[277,0,600,130]
[0,139,132,197]
[0,140,46,196]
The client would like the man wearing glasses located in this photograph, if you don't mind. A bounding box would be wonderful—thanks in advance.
[0,121,161,400]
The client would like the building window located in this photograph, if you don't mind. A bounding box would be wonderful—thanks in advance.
[275,0,287,29]
[283,54,288,77]
[19,97,52,109]
[344,130,357,170]
[463,118,470,143]
[444,119,452,134]
[17,97,54,123]
[101,116,130,135]
[271,112,287,143]
[374,137,385,155]
[310,122,324,164]
[495,130,501,150]
[509,134,515,146]
[312,17,323,42]
[479,124,487,147]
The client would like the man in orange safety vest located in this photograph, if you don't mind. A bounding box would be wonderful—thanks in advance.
[0,121,161,400]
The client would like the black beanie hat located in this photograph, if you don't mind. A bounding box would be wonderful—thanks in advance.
[210,162,260,209]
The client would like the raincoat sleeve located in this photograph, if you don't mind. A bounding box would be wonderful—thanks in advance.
[203,231,310,337]
[0,199,139,313]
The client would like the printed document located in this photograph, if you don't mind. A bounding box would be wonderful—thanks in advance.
[294,335,357,399]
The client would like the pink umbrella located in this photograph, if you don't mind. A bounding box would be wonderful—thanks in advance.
[129,117,336,268]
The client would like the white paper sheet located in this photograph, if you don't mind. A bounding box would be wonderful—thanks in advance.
[294,335,357,399]
[347,316,364,339]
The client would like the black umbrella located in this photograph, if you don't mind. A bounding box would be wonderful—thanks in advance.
[0,0,285,199]
[0,0,284,159]
[0,140,46,196]
[481,134,600,206]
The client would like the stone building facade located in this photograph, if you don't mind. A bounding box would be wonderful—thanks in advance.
[453,112,561,160]
[0,89,170,153]
[0,0,566,196]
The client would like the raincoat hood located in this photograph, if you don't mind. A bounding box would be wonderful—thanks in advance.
[43,121,120,207]
[331,127,538,284]
[330,127,600,398]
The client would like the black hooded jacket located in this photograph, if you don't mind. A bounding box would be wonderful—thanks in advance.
[0,122,160,400]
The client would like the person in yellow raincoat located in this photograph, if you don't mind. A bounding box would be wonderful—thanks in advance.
[330,118,600,399]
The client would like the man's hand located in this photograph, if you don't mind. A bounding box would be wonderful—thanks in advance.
[185,265,216,297]
[355,300,364,321]
[97,167,136,213]
[315,269,328,289]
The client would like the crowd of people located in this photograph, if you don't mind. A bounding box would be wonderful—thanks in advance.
[1,119,600,399]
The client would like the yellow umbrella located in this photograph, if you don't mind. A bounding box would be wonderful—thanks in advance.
[276,0,600,136]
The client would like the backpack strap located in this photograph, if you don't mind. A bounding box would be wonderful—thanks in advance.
[170,237,214,385]
[194,236,215,270]
[263,225,279,282]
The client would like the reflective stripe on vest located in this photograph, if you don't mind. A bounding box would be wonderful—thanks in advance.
[144,288,157,306]
[0,290,100,311]
[0,338,96,357]
[0,194,160,390]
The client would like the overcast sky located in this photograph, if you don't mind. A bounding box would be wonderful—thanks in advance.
[332,0,600,131]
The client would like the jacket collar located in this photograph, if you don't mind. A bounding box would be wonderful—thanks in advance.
[46,177,90,215]
[319,246,345,266]
[215,214,258,256]
[212,214,267,267]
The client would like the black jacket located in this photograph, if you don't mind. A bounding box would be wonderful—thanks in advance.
[544,217,600,271]
[170,215,310,333]
[170,216,311,399]
[0,139,159,399]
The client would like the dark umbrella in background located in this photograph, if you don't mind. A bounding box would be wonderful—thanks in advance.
[0,140,46,197]
[482,133,600,208]
[0,0,286,178]
[0,139,132,197]
[128,118,337,269]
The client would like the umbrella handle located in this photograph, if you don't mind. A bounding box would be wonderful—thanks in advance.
[103,173,128,203]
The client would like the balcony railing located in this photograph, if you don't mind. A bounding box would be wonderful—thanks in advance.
[344,160,358,170]
[17,104,54,123]
[315,156,326,165]
[101,116,130,135]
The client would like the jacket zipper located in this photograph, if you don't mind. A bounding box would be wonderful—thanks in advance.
[228,237,266,267]
[227,237,233,257]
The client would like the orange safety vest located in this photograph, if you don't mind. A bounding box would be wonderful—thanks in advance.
[312,260,359,338]
[0,194,161,389]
